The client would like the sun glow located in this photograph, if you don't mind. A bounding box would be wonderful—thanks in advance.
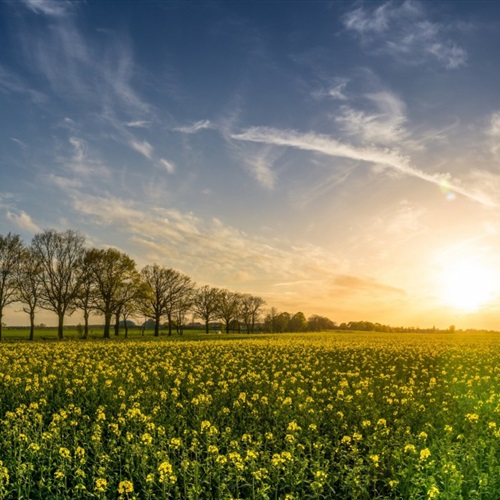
[440,258,496,312]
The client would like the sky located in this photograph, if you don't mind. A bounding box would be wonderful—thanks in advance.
[2,0,500,330]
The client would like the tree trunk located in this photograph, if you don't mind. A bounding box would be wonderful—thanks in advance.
[58,312,64,340]
[167,313,172,336]
[0,311,3,341]
[83,311,89,339]
[29,311,35,341]
[103,313,111,338]
[154,312,160,337]
[124,317,129,339]
[205,319,209,334]
[114,311,120,336]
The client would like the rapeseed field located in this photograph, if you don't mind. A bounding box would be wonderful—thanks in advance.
[0,332,499,499]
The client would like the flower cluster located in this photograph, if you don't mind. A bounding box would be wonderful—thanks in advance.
[0,331,498,498]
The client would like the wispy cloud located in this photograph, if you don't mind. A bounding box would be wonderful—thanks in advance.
[70,193,348,295]
[487,111,500,156]
[313,78,349,101]
[247,156,275,190]
[173,120,213,134]
[343,0,467,69]
[231,126,497,207]
[67,137,111,178]
[19,0,73,17]
[242,146,277,190]
[125,120,152,128]
[9,138,27,149]
[130,140,154,160]
[5,209,41,233]
[13,3,152,122]
[159,158,175,174]
[427,42,467,69]
[292,165,355,208]
[335,91,407,145]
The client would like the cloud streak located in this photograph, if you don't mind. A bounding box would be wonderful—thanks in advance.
[173,120,213,134]
[159,158,175,174]
[130,140,154,160]
[231,127,497,207]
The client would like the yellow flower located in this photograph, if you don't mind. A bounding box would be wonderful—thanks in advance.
[158,461,177,485]
[59,447,71,460]
[141,433,153,445]
[75,446,85,462]
[404,444,416,454]
[170,437,182,449]
[427,485,440,498]
[420,448,431,461]
[315,470,328,482]
[117,480,134,494]
[246,450,258,460]
[54,470,65,480]
[466,413,479,423]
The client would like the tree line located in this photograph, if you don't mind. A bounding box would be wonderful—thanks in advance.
[0,230,335,341]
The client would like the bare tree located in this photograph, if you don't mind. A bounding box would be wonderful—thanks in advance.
[240,294,266,334]
[192,285,221,334]
[217,289,242,334]
[0,233,24,341]
[174,289,195,335]
[15,246,43,340]
[139,264,179,337]
[32,229,86,340]
[163,269,195,336]
[74,249,99,339]
[86,248,139,339]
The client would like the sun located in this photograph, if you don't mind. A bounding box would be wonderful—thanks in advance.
[440,258,496,312]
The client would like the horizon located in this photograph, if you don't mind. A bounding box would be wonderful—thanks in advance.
[2,0,500,330]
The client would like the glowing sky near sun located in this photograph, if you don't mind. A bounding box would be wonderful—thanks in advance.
[2,0,500,329]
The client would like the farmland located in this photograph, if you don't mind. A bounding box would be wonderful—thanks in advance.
[0,332,499,499]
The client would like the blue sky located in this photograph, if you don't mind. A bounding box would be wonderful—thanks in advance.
[2,0,500,329]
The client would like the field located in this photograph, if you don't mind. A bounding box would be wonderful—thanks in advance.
[0,332,499,499]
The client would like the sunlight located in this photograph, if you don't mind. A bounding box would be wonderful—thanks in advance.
[440,257,496,312]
